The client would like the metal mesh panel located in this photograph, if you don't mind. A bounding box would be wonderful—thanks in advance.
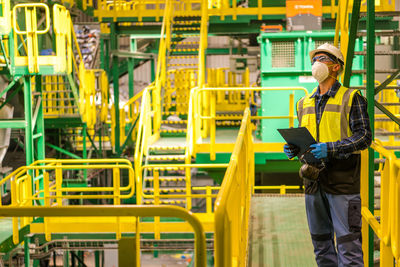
[271,41,295,68]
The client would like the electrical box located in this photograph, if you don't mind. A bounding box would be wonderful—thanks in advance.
[229,56,258,73]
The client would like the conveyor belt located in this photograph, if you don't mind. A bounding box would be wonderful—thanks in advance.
[248,194,316,267]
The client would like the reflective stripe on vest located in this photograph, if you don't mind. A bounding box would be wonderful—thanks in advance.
[297,86,360,142]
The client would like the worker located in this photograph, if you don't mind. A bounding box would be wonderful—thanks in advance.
[283,43,372,266]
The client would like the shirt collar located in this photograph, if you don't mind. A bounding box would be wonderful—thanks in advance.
[311,80,342,98]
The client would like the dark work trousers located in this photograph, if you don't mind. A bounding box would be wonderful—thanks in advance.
[305,186,363,267]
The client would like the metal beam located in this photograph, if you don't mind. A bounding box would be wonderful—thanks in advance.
[110,50,154,59]
[0,120,26,128]
[45,143,82,160]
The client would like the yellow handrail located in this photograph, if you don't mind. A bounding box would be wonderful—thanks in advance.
[187,86,308,160]
[0,205,207,267]
[361,141,400,264]
[214,108,254,267]
[12,3,51,73]
[0,158,134,244]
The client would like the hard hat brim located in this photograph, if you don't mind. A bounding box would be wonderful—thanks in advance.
[309,48,344,65]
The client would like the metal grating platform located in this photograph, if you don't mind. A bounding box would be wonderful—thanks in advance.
[248,194,316,267]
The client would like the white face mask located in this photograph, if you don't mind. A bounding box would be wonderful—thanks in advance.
[311,61,330,83]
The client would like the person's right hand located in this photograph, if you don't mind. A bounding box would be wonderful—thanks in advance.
[283,144,300,159]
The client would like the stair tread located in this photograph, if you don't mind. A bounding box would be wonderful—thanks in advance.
[354,50,400,55]
[144,176,186,181]
[149,146,186,150]
[147,155,186,160]
[143,199,186,204]
[143,188,187,192]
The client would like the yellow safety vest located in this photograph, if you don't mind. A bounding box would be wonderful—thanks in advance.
[297,86,360,142]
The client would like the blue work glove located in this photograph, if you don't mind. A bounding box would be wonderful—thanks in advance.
[284,144,299,159]
[310,143,328,159]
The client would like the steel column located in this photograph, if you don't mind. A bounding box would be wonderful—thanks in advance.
[111,23,121,155]
[366,0,375,266]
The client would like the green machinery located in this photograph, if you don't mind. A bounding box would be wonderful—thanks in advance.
[258,31,364,143]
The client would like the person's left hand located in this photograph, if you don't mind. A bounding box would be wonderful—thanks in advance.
[310,143,328,159]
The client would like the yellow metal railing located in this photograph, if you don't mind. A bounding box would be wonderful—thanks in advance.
[111,87,144,148]
[187,86,308,160]
[0,205,207,267]
[0,159,134,244]
[0,0,11,35]
[12,3,51,73]
[214,108,254,267]
[375,79,400,147]
[360,141,400,266]
[12,3,101,125]
[95,0,202,22]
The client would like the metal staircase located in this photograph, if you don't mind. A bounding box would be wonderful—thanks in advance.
[135,0,207,211]
[161,15,201,137]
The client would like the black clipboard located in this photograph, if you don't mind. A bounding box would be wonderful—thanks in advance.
[277,127,320,164]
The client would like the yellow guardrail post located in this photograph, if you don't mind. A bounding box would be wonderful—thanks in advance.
[113,166,121,239]
[289,92,294,128]
[53,4,71,73]
[154,170,160,239]
[210,90,216,161]
[55,162,63,206]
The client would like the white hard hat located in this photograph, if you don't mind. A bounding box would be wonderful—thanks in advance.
[309,43,344,66]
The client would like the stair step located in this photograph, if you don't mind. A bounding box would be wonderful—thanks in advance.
[163,103,187,107]
[144,176,186,182]
[160,129,187,133]
[172,21,201,25]
[172,34,200,38]
[352,69,399,74]
[354,50,400,55]
[147,155,186,161]
[143,199,186,204]
[167,62,198,65]
[143,188,187,193]
[162,120,188,124]
[358,30,400,37]
[375,131,400,136]
[216,121,241,126]
[168,55,198,59]
[146,166,185,171]
[172,27,201,31]
[171,41,200,45]
[149,145,186,151]
[360,11,400,17]
[162,111,188,116]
